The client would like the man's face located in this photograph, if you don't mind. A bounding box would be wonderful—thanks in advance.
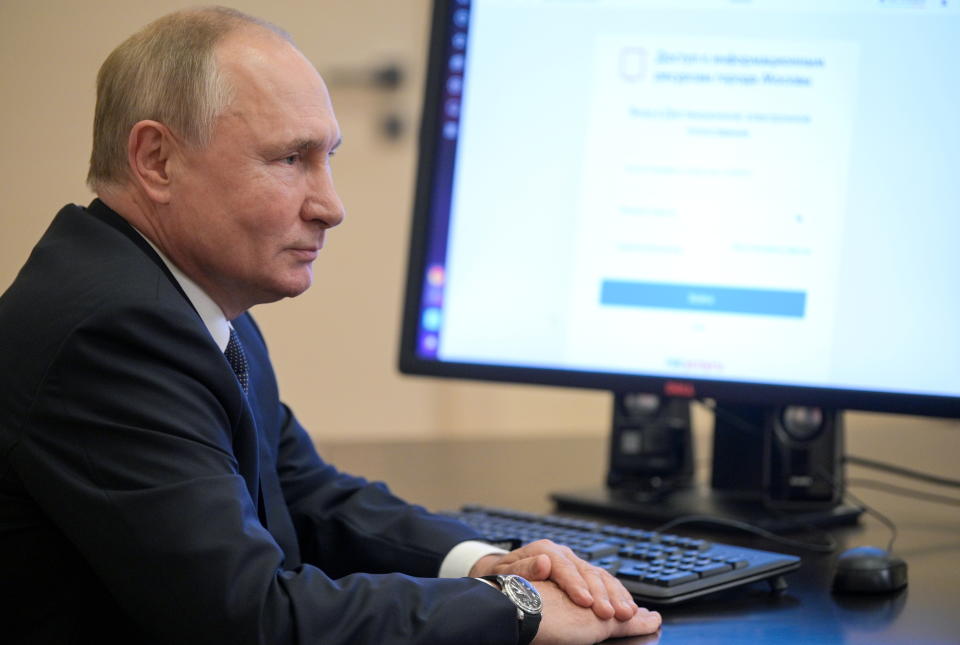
[162,29,345,318]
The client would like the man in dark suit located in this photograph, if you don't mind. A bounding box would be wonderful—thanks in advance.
[0,7,660,644]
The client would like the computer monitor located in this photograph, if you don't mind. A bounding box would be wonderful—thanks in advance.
[399,0,960,528]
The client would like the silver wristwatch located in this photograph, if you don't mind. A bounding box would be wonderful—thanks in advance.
[481,574,543,645]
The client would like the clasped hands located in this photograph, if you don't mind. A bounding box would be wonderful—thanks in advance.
[469,539,662,644]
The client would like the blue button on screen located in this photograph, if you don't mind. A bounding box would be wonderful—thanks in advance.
[600,280,806,318]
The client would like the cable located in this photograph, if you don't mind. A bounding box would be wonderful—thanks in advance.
[653,514,838,554]
[847,478,960,508]
[845,455,960,489]
[840,486,898,553]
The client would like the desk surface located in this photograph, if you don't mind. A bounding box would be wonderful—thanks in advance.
[316,429,960,645]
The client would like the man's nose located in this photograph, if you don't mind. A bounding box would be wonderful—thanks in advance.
[303,168,346,228]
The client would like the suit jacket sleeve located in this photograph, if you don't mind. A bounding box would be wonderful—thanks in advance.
[273,403,486,579]
[233,314,489,579]
[16,300,518,645]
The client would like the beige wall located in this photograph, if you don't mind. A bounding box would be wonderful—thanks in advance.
[1,1,955,467]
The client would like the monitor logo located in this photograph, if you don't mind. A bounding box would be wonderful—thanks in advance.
[664,380,696,398]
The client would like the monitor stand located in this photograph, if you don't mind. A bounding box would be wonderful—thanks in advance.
[551,397,863,533]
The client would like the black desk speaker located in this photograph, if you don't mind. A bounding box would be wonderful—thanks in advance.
[606,393,694,492]
[712,403,844,508]
[765,406,844,508]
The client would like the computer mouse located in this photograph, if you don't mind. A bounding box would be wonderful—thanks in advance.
[832,546,908,594]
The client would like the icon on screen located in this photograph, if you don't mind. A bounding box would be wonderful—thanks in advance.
[421,307,443,332]
[420,333,439,354]
[425,285,443,306]
[445,98,460,118]
[427,264,446,286]
[452,32,467,50]
[443,121,458,139]
[449,53,465,72]
[619,47,649,82]
[453,9,469,28]
[446,75,463,95]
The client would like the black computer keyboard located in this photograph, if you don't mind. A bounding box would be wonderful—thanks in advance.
[446,505,801,605]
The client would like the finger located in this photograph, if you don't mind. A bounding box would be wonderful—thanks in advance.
[609,607,662,638]
[581,566,617,619]
[598,569,639,620]
[493,553,552,580]
[616,590,640,620]
[561,552,637,618]
[535,544,595,607]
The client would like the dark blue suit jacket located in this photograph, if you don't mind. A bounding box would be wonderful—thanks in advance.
[0,201,517,644]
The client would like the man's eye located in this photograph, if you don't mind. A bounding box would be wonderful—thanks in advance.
[282,154,299,165]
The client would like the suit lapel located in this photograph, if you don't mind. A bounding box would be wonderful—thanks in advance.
[86,199,270,531]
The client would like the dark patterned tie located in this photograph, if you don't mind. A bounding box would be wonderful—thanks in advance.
[225,328,249,394]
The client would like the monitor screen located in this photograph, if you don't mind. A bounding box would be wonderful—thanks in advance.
[400,0,960,420]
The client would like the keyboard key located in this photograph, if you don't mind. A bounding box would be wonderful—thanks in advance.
[617,566,646,581]
[653,571,700,587]
[603,536,631,546]
[576,542,620,560]
[677,537,711,551]
[693,563,733,577]
[642,571,664,584]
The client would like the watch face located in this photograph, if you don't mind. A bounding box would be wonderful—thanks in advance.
[502,575,543,615]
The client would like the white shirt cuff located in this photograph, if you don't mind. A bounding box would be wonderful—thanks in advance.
[438,540,508,578]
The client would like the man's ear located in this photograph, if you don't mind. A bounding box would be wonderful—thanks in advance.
[127,120,176,204]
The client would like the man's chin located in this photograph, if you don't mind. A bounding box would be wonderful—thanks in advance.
[245,271,314,308]
[277,273,314,299]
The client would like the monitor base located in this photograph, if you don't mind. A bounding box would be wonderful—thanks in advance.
[551,486,863,533]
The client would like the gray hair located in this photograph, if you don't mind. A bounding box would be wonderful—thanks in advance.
[86,6,292,189]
